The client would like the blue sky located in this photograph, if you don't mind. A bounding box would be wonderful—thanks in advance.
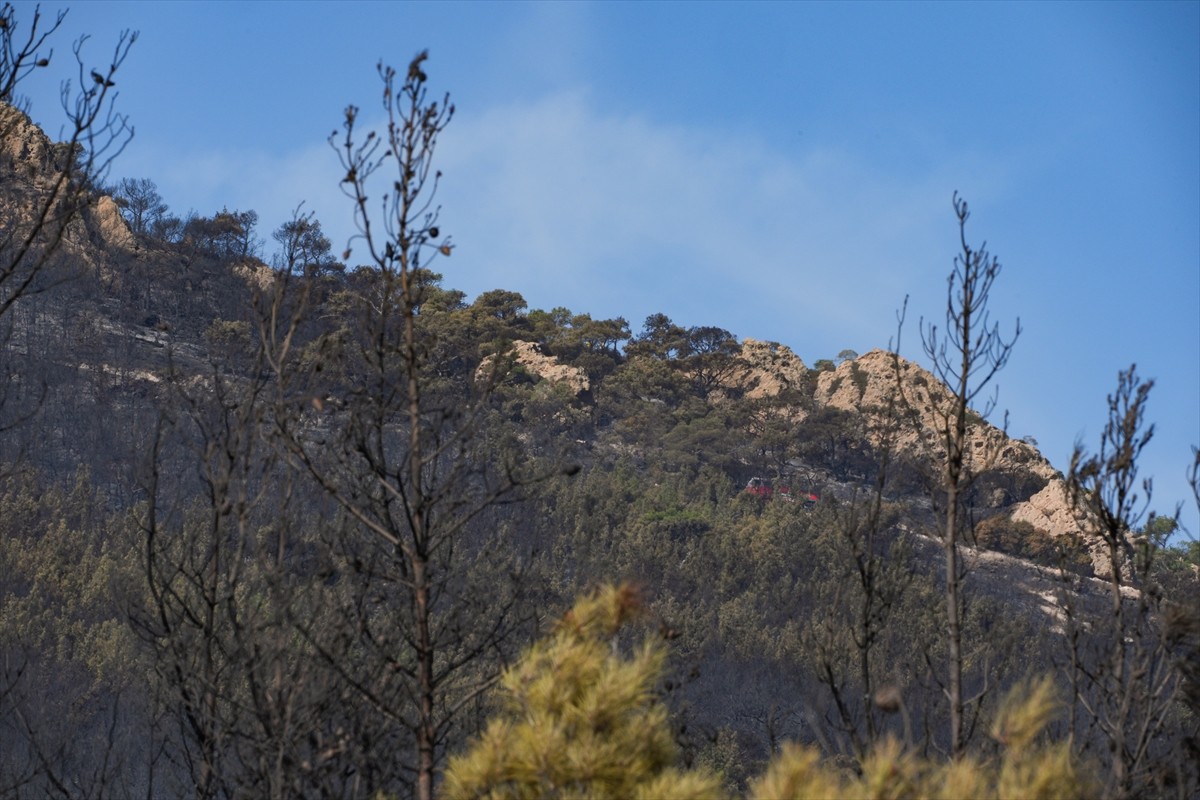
[13,0,1200,537]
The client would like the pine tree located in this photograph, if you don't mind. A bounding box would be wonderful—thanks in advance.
[446,585,1095,800]
[442,584,723,799]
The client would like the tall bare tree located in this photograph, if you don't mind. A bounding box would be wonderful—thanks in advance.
[0,5,135,793]
[136,317,357,798]
[1062,367,1198,798]
[917,193,1020,757]
[808,381,915,760]
[264,53,557,799]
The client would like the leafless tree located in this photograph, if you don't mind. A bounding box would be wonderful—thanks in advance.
[0,4,135,794]
[808,379,915,760]
[134,286,357,798]
[260,53,559,799]
[914,193,1020,757]
[1062,367,1198,798]
[134,52,561,795]
[0,2,136,319]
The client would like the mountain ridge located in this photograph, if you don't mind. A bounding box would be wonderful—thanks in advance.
[0,100,1140,583]
[2,91,1197,798]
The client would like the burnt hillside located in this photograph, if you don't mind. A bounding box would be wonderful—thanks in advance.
[1,100,1196,798]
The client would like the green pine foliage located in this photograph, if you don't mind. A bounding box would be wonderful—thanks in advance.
[442,584,724,799]
[754,677,1091,799]
[446,586,1097,800]
[0,469,140,687]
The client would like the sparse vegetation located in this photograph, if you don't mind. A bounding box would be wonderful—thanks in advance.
[448,583,1098,800]
[0,6,1195,797]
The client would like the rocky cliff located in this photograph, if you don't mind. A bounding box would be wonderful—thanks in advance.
[0,101,135,266]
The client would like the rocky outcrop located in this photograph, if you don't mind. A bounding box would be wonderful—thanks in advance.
[814,349,1055,478]
[730,338,808,400]
[233,259,276,291]
[811,348,1120,576]
[1,101,135,262]
[480,341,589,396]
[1009,481,1081,538]
[1,101,55,173]
[1006,480,1124,580]
[816,350,963,464]
[814,349,932,423]
[92,195,135,250]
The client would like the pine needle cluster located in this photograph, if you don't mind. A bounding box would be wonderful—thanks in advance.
[754,677,1089,799]
[442,584,722,799]
[445,585,1097,800]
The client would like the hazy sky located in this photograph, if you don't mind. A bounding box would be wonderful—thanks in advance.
[13,1,1200,536]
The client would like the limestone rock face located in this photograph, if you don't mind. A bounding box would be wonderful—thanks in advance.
[1007,480,1120,579]
[1,101,135,261]
[809,348,1119,574]
[1,102,57,227]
[513,341,588,395]
[1009,480,1081,537]
[480,341,589,396]
[233,259,276,292]
[814,348,1057,478]
[1,102,54,170]
[813,349,932,420]
[814,349,968,463]
[93,195,135,250]
[729,338,808,400]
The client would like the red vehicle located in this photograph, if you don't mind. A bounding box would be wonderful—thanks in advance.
[744,478,818,507]
[744,477,779,499]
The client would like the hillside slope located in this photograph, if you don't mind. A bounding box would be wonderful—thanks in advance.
[1,106,1195,797]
